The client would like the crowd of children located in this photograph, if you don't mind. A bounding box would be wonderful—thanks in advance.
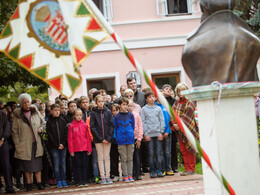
[0,80,199,193]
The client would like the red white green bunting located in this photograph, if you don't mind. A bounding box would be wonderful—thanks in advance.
[83,0,236,194]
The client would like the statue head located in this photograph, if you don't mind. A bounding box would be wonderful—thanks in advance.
[200,0,236,21]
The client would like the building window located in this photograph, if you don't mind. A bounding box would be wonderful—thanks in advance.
[93,0,113,21]
[152,73,180,90]
[156,0,200,16]
[167,0,188,14]
[87,78,115,96]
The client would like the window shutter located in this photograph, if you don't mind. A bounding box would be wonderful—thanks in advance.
[156,0,167,16]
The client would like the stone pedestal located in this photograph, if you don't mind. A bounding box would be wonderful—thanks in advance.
[182,83,260,195]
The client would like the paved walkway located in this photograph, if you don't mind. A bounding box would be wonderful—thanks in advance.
[13,173,204,195]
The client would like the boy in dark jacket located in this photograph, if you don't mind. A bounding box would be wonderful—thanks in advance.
[114,98,135,182]
[46,104,68,188]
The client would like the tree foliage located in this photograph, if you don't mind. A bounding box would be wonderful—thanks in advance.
[234,0,260,37]
[0,0,48,94]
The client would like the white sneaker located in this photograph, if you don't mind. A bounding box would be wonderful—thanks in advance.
[113,176,119,182]
[106,177,113,184]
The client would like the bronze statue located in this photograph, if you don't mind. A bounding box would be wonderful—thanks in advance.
[182,0,260,87]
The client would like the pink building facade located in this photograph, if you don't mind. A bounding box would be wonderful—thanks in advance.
[49,0,202,100]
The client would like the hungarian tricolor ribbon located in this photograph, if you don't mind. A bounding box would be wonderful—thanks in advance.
[84,0,236,194]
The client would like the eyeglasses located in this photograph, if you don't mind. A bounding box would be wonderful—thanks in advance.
[125,95,133,98]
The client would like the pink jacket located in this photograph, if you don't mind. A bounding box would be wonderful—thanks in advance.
[133,112,143,141]
[133,103,141,116]
[68,119,92,154]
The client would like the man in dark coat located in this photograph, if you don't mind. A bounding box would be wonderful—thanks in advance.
[0,110,15,193]
[127,77,146,108]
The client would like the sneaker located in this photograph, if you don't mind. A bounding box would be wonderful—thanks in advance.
[150,172,157,178]
[106,177,113,184]
[112,176,119,182]
[123,176,129,182]
[95,177,99,184]
[162,171,166,176]
[84,183,89,187]
[100,178,107,185]
[173,169,179,173]
[57,181,63,189]
[78,181,84,187]
[128,176,134,182]
[136,175,142,180]
[157,171,164,177]
[166,170,175,176]
[61,181,68,188]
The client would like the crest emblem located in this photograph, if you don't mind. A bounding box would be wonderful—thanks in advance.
[26,0,70,56]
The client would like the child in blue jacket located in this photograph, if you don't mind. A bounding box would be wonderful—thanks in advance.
[114,98,135,182]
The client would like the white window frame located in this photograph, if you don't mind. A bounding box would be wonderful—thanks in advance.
[82,72,120,97]
[103,0,114,21]
[156,0,200,16]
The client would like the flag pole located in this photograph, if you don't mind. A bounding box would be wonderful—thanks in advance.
[84,0,235,194]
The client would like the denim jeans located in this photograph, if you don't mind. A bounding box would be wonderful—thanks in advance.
[147,137,163,173]
[163,134,172,172]
[74,151,89,183]
[133,140,141,177]
[50,148,66,181]
[92,147,99,177]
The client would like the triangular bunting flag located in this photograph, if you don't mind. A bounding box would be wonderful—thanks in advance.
[76,2,91,16]
[84,36,97,52]
[49,77,62,91]
[2,24,12,38]
[4,41,11,53]
[11,7,20,20]
[19,54,33,69]
[87,17,102,31]
[34,66,48,79]
[67,74,81,91]
[74,47,86,64]
[8,44,20,59]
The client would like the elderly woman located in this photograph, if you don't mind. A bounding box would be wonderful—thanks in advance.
[12,93,45,191]
[170,82,199,176]
[124,89,142,116]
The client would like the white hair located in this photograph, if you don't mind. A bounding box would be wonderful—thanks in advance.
[124,88,134,96]
[18,93,32,105]
[89,88,97,95]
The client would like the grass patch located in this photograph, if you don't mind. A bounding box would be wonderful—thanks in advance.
[178,163,203,175]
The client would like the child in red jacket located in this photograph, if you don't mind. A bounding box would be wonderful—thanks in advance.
[68,109,92,187]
